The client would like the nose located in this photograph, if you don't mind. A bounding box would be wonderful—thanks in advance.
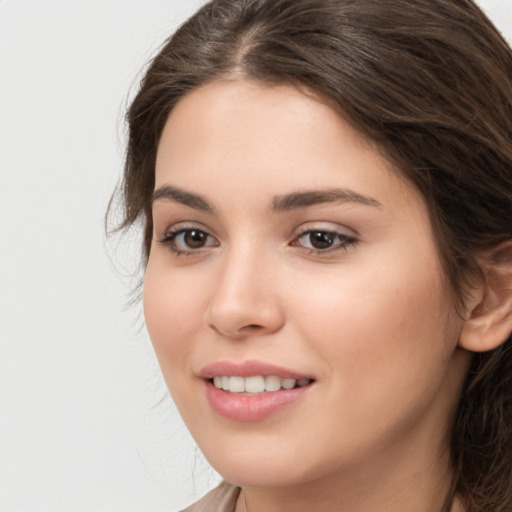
[204,248,285,340]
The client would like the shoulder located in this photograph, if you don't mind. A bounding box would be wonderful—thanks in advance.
[180,481,241,512]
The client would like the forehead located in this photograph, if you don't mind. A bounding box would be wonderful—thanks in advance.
[156,80,347,170]
[154,79,419,215]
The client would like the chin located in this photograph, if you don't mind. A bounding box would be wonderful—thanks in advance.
[196,432,325,489]
[213,461,311,489]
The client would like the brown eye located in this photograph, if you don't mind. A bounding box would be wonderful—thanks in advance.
[309,231,335,249]
[183,230,208,249]
[159,228,218,255]
[294,229,357,253]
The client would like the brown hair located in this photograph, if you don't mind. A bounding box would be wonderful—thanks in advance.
[112,0,512,509]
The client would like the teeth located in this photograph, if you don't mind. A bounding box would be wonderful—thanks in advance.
[245,376,265,393]
[212,375,312,394]
[265,375,281,392]
[281,378,296,390]
[229,376,245,393]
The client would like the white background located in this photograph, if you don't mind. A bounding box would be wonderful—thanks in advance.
[0,1,511,511]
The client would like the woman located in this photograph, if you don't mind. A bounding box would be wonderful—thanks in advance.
[112,0,512,510]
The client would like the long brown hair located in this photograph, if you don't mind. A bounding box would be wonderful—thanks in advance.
[111,1,512,509]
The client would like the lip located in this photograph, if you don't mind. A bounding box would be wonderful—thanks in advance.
[199,360,313,380]
[199,360,315,422]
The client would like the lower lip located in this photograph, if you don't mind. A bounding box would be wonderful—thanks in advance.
[204,380,312,422]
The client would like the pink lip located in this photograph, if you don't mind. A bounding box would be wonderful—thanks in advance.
[199,360,315,422]
[199,360,313,380]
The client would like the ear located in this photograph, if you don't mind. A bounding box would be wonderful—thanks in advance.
[459,241,512,353]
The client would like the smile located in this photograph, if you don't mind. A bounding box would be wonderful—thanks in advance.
[200,361,315,421]
[212,375,312,394]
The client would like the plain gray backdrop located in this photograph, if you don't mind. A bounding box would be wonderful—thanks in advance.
[0,1,511,511]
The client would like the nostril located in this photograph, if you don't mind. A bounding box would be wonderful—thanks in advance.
[244,324,266,331]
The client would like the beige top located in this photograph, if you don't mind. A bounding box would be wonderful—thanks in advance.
[181,482,241,512]
[181,482,464,511]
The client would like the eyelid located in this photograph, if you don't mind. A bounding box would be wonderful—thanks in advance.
[155,219,217,239]
[293,221,358,239]
[290,222,359,254]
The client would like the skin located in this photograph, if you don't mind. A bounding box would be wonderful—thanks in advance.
[144,80,472,512]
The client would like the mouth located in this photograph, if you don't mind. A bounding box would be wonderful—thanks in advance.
[200,361,315,421]
[210,375,313,394]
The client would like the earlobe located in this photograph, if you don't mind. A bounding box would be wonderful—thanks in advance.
[459,241,512,353]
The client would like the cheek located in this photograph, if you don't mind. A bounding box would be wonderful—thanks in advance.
[282,257,462,466]
[291,248,458,401]
[143,261,204,378]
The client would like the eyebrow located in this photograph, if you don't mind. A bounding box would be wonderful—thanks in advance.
[271,188,382,211]
[152,185,215,213]
[151,184,381,213]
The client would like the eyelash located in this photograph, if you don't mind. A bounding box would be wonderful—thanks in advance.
[291,228,358,254]
[157,226,358,256]
[158,227,218,256]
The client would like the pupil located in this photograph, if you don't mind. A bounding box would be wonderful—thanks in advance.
[185,230,206,248]
[310,231,334,249]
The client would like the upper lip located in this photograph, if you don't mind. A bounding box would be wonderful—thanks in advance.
[199,360,314,380]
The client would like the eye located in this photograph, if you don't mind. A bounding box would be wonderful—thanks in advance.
[293,229,357,253]
[158,227,218,255]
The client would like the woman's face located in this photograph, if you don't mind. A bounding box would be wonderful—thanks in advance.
[144,80,470,489]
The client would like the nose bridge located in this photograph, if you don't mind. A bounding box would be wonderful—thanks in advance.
[205,238,284,338]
